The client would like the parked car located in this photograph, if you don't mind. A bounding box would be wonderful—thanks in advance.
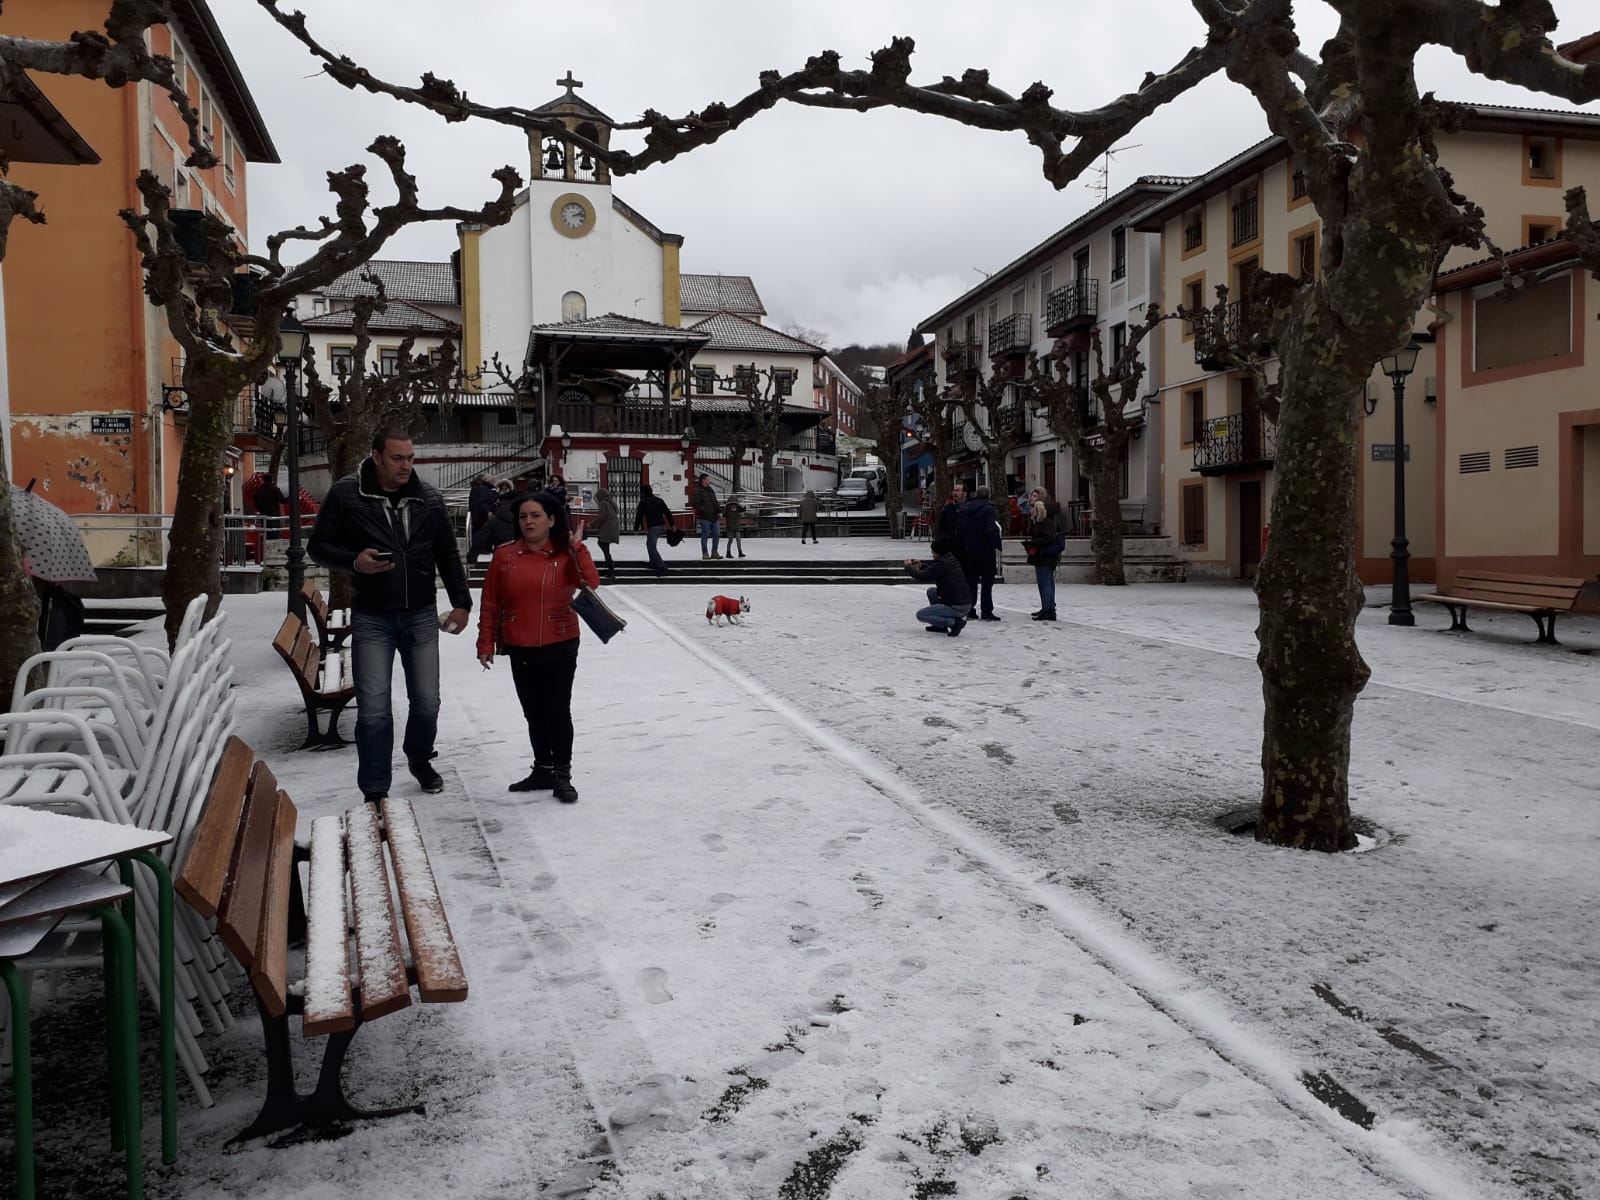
[847,464,888,501]
[836,477,875,509]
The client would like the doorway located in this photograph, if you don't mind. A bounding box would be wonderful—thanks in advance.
[1239,479,1263,577]
[605,456,641,522]
[1040,450,1057,502]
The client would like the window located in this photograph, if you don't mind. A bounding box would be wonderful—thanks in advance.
[222,129,235,191]
[1182,207,1204,254]
[561,290,587,321]
[1181,482,1206,547]
[1184,388,1206,445]
[171,46,188,101]
[774,368,796,397]
[1110,322,1127,375]
[1182,275,1205,340]
[199,91,213,149]
[1040,265,1053,302]
[173,168,189,207]
[379,348,401,377]
[734,364,758,396]
[1011,286,1025,316]
[311,297,327,316]
[1525,136,1558,182]
[693,367,715,395]
[1073,249,1090,286]
[1111,227,1127,281]
[1472,274,1573,372]
[1524,219,1556,245]
[1294,232,1317,282]
[330,346,355,379]
[1291,169,1308,201]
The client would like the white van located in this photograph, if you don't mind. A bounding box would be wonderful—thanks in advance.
[847,464,888,502]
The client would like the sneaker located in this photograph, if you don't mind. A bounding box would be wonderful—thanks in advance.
[551,769,579,804]
[363,791,388,806]
[947,618,966,637]
[509,765,556,792]
[408,760,444,793]
[980,614,1001,622]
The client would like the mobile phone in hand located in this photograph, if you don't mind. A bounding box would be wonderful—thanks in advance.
[373,550,394,559]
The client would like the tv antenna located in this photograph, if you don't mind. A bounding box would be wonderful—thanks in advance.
[1088,142,1142,203]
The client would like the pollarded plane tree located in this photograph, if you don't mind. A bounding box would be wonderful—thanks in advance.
[855,380,916,534]
[943,354,1030,525]
[238,4,1600,847]
[0,4,520,651]
[0,2,215,698]
[122,144,519,647]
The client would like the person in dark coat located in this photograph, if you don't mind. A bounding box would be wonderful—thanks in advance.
[468,474,497,542]
[471,484,523,560]
[723,495,746,558]
[593,486,621,580]
[956,485,1003,621]
[308,427,472,804]
[634,483,672,575]
[903,537,973,636]
[798,490,820,544]
[933,480,966,546]
[1024,488,1069,621]
[254,476,286,540]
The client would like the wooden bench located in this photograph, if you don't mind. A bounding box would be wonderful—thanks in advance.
[175,738,467,1141]
[300,582,351,652]
[1416,570,1588,645]
[272,612,355,749]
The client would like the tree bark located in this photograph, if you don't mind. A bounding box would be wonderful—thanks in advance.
[1254,306,1372,851]
[159,367,239,645]
[1086,455,1127,587]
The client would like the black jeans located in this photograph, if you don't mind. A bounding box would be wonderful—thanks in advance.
[508,639,580,768]
[801,521,818,541]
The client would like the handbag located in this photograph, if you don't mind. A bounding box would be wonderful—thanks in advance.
[569,546,626,643]
[664,526,683,547]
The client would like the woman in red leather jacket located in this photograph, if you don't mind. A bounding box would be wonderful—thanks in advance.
[476,490,600,802]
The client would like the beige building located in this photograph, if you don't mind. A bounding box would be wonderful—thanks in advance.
[1135,104,1600,582]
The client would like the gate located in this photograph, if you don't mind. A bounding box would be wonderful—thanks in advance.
[606,456,641,524]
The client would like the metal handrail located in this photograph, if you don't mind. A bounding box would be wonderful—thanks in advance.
[1045,280,1098,329]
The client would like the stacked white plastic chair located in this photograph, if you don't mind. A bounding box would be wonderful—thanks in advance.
[0,594,237,1103]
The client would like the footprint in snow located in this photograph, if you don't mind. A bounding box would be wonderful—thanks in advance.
[708,892,737,907]
[789,925,820,946]
[1142,1069,1211,1112]
[887,956,927,983]
[637,967,674,1005]
[702,833,728,853]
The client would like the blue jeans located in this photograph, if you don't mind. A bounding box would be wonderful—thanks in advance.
[916,586,963,630]
[646,526,665,568]
[699,518,720,556]
[350,606,441,795]
[1034,564,1057,611]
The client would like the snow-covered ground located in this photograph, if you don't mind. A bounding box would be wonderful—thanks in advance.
[12,544,1598,1199]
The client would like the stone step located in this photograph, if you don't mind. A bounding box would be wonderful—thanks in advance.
[468,559,908,587]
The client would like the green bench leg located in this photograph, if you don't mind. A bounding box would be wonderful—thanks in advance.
[2,961,34,1200]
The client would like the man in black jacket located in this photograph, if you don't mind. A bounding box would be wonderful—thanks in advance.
[634,483,672,575]
[903,537,973,636]
[956,485,1003,621]
[309,428,472,803]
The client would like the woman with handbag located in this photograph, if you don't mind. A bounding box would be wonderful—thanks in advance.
[476,490,601,802]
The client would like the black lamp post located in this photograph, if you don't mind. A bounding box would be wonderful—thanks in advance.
[1379,338,1421,626]
[277,313,309,619]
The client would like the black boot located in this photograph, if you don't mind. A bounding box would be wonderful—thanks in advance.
[509,764,556,792]
[551,768,579,804]
[1032,609,1057,622]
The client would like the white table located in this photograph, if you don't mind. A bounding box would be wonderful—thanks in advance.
[0,806,175,1200]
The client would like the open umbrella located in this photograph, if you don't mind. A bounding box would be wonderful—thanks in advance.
[9,484,97,583]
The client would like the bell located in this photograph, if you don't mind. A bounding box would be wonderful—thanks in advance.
[578,150,594,172]
[543,141,564,173]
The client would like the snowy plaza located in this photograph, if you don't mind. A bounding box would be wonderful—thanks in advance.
[8,540,1599,1199]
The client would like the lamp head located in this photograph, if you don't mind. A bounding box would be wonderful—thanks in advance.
[1381,339,1421,380]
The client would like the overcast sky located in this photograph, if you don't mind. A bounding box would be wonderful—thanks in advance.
[213,1,1600,350]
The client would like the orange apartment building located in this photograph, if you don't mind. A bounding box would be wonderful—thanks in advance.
[1136,100,1600,585]
[1,0,276,561]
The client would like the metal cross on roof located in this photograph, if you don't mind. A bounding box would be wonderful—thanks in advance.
[556,71,583,97]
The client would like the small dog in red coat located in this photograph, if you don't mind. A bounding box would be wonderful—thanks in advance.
[706,595,751,626]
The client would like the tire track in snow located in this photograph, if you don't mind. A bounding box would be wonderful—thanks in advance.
[615,588,1491,1200]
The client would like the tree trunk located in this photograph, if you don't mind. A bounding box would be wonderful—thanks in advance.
[161,375,235,647]
[0,441,42,708]
[323,434,365,611]
[1086,455,1127,586]
[1253,311,1369,852]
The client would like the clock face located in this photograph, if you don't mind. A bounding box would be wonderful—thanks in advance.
[560,201,587,229]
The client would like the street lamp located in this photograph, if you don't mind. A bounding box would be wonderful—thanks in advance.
[1379,338,1421,627]
[277,313,309,619]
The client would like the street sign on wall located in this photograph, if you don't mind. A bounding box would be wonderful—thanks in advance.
[1371,443,1410,462]
[90,415,133,435]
